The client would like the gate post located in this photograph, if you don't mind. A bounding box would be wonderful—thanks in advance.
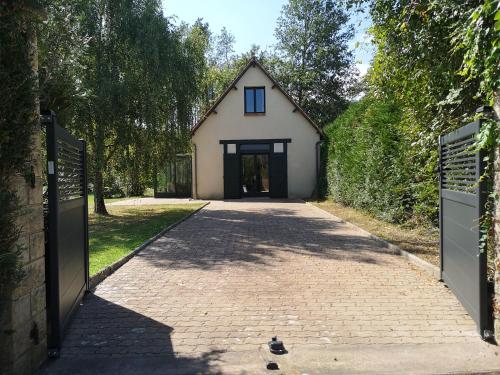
[0,12,48,374]
[438,134,444,281]
[81,140,90,291]
[492,95,500,342]
[0,120,47,375]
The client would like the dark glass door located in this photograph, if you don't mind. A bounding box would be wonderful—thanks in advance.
[241,154,269,196]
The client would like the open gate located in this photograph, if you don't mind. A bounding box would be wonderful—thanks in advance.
[42,111,89,355]
[439,119,492,339]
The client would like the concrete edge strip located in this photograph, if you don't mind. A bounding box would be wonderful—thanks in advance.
[305,202,440,280]
[88,201,211,289]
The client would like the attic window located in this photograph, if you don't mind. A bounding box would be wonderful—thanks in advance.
[244,87,265,114]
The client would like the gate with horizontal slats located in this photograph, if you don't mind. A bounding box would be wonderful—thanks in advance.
[439,120,491,338]
[43,111,89,356]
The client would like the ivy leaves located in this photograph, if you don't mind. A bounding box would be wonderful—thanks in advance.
[452,0,500,104]
[0,1,42,301]
[323,0,498,226]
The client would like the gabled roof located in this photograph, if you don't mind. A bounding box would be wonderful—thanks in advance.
[190,57,323,137]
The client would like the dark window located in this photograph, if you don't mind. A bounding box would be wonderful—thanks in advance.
[240,143,270,153]
[244,87,265,113]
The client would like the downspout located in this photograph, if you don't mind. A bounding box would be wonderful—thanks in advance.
[315,140,323,197]
[193,143,198,199]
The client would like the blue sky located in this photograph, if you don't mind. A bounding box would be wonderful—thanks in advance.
[161,0,374,75]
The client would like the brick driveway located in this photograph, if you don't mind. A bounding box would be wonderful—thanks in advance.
[42,200,500,374]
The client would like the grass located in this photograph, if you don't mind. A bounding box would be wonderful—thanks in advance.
[87,194,132,207]
[312,199,440,267]
[89,203,204,276]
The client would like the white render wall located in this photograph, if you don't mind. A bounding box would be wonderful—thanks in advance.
[191,65,321,199]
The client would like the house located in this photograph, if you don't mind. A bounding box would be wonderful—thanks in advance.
[191,57,323,199]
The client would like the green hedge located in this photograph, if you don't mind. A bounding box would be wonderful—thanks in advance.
[322,96,433,224]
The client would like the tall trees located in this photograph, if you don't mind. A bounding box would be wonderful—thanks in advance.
[274,0,355,125]
[194,1,357,127]
[322,0,499,225]
[78,1,123,213]
[214,27,235,68]
[197,26,238,113]
[367,0,497,222]
[38,0,209,214]
[176,19,211,133]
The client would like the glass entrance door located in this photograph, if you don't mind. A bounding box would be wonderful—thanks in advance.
[241,154,269,196]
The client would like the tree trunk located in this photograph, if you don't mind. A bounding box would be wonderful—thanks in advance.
[93,126,108,215]
[129,164,144,196]
[297,16,309,107]
[94,168,108,215]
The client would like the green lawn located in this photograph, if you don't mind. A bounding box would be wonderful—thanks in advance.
[87,194,132,207]
[89,203,204,276]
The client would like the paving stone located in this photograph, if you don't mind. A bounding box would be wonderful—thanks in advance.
[57,200,481,359]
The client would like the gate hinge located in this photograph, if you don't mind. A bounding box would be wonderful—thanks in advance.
[483,329,494,341]
[47,347,60,358]
[48,161,55,175]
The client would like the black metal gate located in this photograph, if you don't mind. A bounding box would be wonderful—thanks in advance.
[43,111,89,355]
[439,119,491,338]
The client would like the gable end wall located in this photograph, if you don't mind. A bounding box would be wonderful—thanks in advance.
[191,66,320,199]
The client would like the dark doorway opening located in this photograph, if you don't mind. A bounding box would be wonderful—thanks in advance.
[221,139,290,199]
[241,154,269,196]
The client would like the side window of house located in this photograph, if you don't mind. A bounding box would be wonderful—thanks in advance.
[244,87,265,114]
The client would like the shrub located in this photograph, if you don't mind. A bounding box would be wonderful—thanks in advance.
[322,96,419,223]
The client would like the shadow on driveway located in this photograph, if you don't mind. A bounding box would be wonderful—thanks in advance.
[38,294,227,375]
[140,203,394,271]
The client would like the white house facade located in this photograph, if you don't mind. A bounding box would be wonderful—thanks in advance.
[191,58,323,199]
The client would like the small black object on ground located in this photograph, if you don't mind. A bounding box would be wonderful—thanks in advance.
[268,336,287,355]
[267,361,279,370]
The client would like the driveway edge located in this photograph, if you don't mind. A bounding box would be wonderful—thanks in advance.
[88,202,210,289]
[306,202,440,280]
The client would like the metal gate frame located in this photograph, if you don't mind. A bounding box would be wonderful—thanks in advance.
[439,119,492,339]
[43,111,89,356]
